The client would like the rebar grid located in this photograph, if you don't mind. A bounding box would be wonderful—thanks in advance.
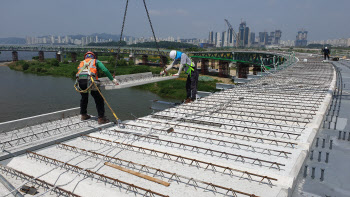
[25,151,168,197]
[96,129,286,169]
[57,143,265,195]
[152,114,302,140]
[103,128,292,158]
[0,116,95,151]
[136,117,298,148]
[160,107,310,127]
[177,106,313,123]
[187,100,316,115]
[81,134,285,171]
[0,165,80,197]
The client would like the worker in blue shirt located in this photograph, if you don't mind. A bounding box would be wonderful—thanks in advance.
[161,50,198,103]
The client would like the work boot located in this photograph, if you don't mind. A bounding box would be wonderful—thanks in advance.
[98,117,110,124]
[184,98,191,104]
[81,114,91,121]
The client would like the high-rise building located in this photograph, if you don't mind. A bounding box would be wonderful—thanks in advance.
[295,30,308,47]
[208,31,214,44]
[222,31,228,47]
[274,30,282,45]
[250,32,255,45]
[215,32,221,47]
[244,27,250,47]
[227,28,234,47]
[259,32,266,45]
[238,22,246,47]
[238,21,250,47]
[269,31,275,45]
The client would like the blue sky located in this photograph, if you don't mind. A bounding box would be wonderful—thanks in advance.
[0,0,349,40]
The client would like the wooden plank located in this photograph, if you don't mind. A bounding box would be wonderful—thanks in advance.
[104,162,170,187]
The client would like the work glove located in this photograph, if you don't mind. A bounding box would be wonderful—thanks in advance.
[112,79,119,85]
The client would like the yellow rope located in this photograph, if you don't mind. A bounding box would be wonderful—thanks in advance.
[90,77,120,121]
[74,81,94,93]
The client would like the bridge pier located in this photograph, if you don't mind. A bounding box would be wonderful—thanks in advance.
[236,62,249,78]
[142,55,148,65]
[193,59,199,68]
[219,60,230,78]
[56,51,62,62]
[210,60,215,69]
[160,56,168,67]
[129,54,134,62]
[252,65,260,75]
[201,59,209,75]
[71,52,77,62]
[38,51,44,62]
[12,51,18,62]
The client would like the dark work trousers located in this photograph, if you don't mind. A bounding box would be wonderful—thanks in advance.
[186,69,199,100]
[324,54,330,60]
[79,79,105,118]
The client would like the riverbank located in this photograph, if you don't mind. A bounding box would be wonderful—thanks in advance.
[0,62,10,66]
[8,59,222,100]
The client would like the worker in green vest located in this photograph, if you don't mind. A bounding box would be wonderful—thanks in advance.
[161,50,198,103]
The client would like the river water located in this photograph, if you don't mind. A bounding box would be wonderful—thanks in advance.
[0,52,178,123]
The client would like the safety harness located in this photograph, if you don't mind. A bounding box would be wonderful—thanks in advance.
[74,59,99,93]
[185,60,195,77]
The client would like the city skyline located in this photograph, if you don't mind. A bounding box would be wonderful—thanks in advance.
[0,0,349,41]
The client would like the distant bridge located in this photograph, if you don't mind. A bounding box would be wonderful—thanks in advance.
[0,45,290,78]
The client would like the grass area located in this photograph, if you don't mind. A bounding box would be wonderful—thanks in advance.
[8,57,220,100]
[135,73,220,100]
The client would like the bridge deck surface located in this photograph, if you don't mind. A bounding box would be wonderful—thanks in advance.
[0,54,337,197]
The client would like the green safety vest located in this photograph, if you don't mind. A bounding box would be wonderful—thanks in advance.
[185,61,195,77]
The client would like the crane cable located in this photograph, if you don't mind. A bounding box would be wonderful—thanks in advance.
[113,0,129,77]
[113,0,166,76]
[142,0,167,75]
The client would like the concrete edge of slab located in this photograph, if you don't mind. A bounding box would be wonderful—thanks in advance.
[0,122,114,162]
[0,107,80,133]
[289,64,337,196]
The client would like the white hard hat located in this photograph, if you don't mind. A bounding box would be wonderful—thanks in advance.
[169,50,177,59]
[325,47,328,49]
